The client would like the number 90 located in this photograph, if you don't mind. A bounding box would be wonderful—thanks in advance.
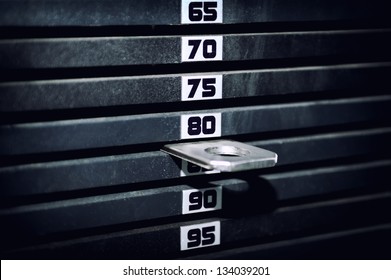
[189,189,218,211]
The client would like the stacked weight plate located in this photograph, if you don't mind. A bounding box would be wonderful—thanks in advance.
[1,0,391,259]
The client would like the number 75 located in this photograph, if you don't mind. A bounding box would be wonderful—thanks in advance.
[181,75,222,101]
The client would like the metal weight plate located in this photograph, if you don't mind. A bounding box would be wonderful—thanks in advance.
[1,29,390,69]
[0,95,390,155]
[0,0,388,26]
[1,62,390,111]
[1,127,391,197]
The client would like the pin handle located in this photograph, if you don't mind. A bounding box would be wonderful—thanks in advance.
[161,139,278,172]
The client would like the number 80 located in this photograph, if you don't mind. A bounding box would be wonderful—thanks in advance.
[188,116,216,136]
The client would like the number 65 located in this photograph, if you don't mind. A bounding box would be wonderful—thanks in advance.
[189,1,217,21]
[181,0,223,24]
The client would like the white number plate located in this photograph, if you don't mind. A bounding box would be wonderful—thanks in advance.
[181,0,223,24]
[180,113,222,139]
[182,186,222,214]
[181,75,223,101]
[182,36,223,62]
[180,221,221,251]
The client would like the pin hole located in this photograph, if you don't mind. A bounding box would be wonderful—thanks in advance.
[204,145,250,157]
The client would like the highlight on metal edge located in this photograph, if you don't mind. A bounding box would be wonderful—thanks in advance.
[161,139,278,172]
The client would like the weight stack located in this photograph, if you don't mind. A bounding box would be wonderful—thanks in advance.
[0,0,391,259]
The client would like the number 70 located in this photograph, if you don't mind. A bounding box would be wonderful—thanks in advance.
[181,36,223,62]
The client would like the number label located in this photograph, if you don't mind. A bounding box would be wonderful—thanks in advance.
[182,186,222,214]
[181,0,223,24]
[180,160,220,176]
[182,36,223,62]
[180,113,221,139]
[182,75,222,101]
[180,221,221,251]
